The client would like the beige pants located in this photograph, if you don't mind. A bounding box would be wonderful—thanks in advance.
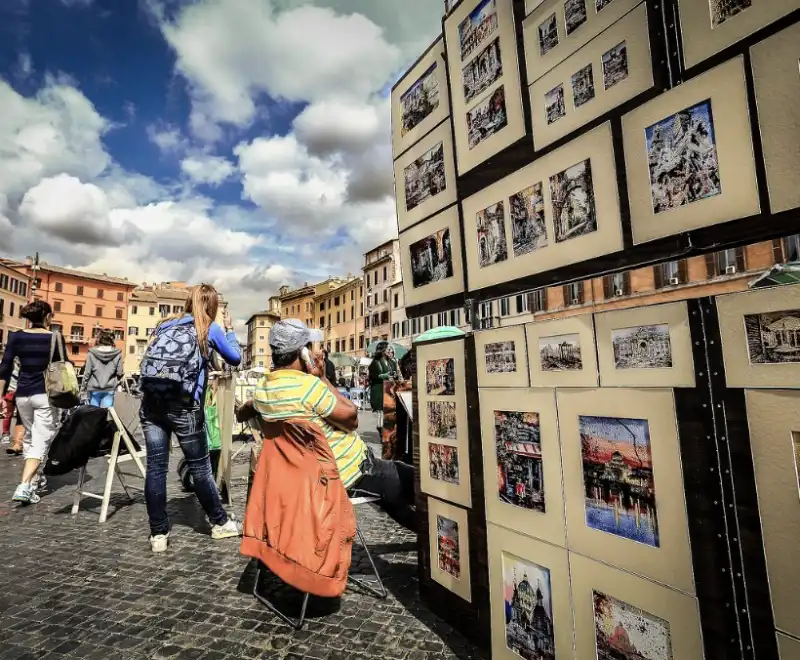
[16,394,59,461]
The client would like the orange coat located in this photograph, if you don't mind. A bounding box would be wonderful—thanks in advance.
[240,418,357,598]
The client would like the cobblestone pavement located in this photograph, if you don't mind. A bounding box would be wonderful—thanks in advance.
[0,418,485,660]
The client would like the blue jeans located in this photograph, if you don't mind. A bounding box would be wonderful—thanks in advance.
[89,391,115,408]
[140,395,228,536]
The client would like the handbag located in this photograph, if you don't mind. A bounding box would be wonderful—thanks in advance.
[44,332,80,409]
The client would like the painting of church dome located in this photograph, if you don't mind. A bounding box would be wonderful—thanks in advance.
[503,553,555,659]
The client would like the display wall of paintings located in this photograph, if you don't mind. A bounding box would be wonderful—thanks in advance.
[480,388,566,546]
[558,388,695,594]
[462,122,623,292]
[621,56,759,245]
[676,0,800,70]
[525,315,599,388]
[428,497,473,602]
[528,3,655,150]
[394,121,458,232]
[750,21,800,215]
[399,206,465,309]
[487,525,574,659]
[476,326,530,387]
[444,0,527,175]
[391,37,451,159]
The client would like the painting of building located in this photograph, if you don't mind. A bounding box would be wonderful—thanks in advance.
[485,340,517,373]
[429,443,460,484]
[409,227,454,289]
[744,309,800,364]
[404,141,446,212]
[495,410,545,513]
[463,37,502,104]
[458,0,499,61]
[594,591,673,660]
[503,553,555,660]
[467,86,508,150]
[476,201,509,267]
[400,63,440,136]
[611,324,673,369]
[550,158,597,243]
[538,333,582,371]
[510,182,548,257]
[428,401,458,439]
[437,515,461,578]
[426,358,456,395]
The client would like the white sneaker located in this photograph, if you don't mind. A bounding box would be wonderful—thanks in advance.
[11,483,39,505]
[1,434,10,445]
[211,516,242,540]
[150,533,170,553]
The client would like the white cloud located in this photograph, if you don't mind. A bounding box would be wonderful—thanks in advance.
[146,123,185,153]
[180,154,235,186]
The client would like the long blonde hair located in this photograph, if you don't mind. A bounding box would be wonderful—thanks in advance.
[185,283,219,356]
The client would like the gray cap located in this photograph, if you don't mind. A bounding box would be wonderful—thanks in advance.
[269,318,324,354]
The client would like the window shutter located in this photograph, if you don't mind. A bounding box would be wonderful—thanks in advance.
[772,239,785,264]
[602,275,612,299]
[562,284,570,307]
[653,264,664,290]
[623,271,632,295]
[577,283,585,305]
[735,247,746,273]
[677,259,688,283]
[704,253,718,278]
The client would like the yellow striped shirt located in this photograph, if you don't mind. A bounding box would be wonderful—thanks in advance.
[253,369,367,488]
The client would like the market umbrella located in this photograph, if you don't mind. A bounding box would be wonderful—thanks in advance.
[749,262,800,288]
[328,353,357,369]
[365,340,409,360]
[413,326,466,344]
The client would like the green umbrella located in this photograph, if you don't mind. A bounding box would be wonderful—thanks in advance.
[328,353,357,368]
[365,340,409,360]
[413,326,466,344]
[749,262,800,288]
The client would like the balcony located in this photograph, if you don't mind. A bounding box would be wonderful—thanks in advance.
[67,334,89,344]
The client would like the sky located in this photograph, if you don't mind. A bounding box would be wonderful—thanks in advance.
[0,0,442,330]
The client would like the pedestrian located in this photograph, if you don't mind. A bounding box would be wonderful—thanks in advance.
[368,342,398,436]
[323,349,336,382]
[0,301,68,504]
[139,283,242,553]
[2,357,21,453]
[81,328,124,408]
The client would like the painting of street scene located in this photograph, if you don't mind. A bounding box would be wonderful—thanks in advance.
[410,227,454,289]
[510,182,548,257]
[646,100,721,214]
[463,37,503,105]
[565,0,588,35]
[550,158,597,243]
[437,515,461,578]
[602,41,629,90]
[538,13,559,56]
[486,340,517,373]
[596,0,615,10]
[503,553,555,660]
[611,324,673,369]
[495,410,545,513]
[458,0,499,61]
[571,64,595,108]
[545,84,566,125]
[428,401,458,439]
[539,333,583,371]
[580,415,660,547]
[400,63,440,137]
[404,141,446,212]
[426,358,456,395]
[467,86,508,150]
[429,443,460,485]
[477,201,508,267]
[710,0,752,27]
[594,591,673,660]
[744,309,800,364]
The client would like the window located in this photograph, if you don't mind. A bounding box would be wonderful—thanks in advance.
[401,320,408,337]
[0,274,7,289]
[350,290,354,301]
[515,294,529,315]
[394,293,399,308]
[129,346,136,355]
[336,311,341,324]
[259,320,265,326]
[773,235,800,264]
[349,336,355,351]
[149,307,155,316]
[76,285,84,296]
[172,305,182,314]
[71,345,80,356]
[392,323,399,339]
[334,296,340,306]
[365,316,370,328]
[96,306,103,317]
[19,282,27,297]
[563,282,584,306]
[335,339,341,352]
[97,289,104,299]
[33,277,41,289]
[654,260,687,289]
[360,303,363,317]
[114,308,123,319]
[129,327,138,335]
[366,273,371,287]
[383,266,387,281]
[54,301,62,312]
[327,314,331,328]
[259,347,265,354]
[54,282,63,293]
[10,279,18,295]
[381,310,389,325]
[500,297,510,316]
[0,299,4,317]
[359,334,364,349]
[424,316,430,331]
[131,305,138,315]
[603,271,630,298]
[8,302,14,318]
[146,328,155,336]
[159,305,170,317]
[50,323,62,334]
[706,248,745,277]
[320,301,325,311]
[117,292,124,302]
[113,329,124,341]
[70,325,84,338]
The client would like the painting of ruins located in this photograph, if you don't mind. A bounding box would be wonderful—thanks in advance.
[510,182,548,257]
[571,64,595,108]
[458,0,499,61]
[495,410,545,513]
[564,0,588,36]
[437,515,461,578]
[400,63,440,137]
[467,85,508,150]
[710,0,752,28]
[426,358,456,395]
[463,37,502,105]
[602,41,629,90]
[549,158,597,244]
[429,443,460,484]
[611,324,673,370]
[594,591,673,660]
[485,340,517,373]
[596,0,615,10]
[538,13,559,56]
[409,227,454,289]
[580,415,660,547]
[545,84,566,125]
[503,553,555,660]
[476,201,509,267]
[404,141,446,212]
[539,333,583,371]
[428,401,458,439]
[744,309,800,364]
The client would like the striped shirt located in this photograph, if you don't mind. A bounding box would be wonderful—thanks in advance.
[254,369,367,488]
[0,331,67,397]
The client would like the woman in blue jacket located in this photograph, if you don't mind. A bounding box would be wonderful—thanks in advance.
[140,284,242,553]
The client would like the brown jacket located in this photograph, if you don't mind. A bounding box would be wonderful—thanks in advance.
[240,418,357,598]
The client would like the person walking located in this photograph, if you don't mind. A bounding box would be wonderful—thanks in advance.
[0,301,68,504]
[139,283,242,553]
[81,328,124,408]
[368,342,398,436]
[2,358,21,454]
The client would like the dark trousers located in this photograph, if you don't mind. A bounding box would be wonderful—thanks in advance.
[349,447,414,510]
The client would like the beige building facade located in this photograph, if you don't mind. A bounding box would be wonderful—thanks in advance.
[363,239,401,348]
[314,276,365,357]
[245,310,281,369]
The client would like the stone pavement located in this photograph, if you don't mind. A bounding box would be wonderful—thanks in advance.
[0,419,486,660]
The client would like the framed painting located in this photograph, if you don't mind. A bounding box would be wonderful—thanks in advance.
[677,0,800,70]
[621,56,759,245]
[522,0,643,85]
[394,120,458,233]
[479,388,566,546]
[745,390,800,640]
[716,284,800,389]
[777,632,800,658]
[399,206,465,310]
[391,36,451,160]
[487,523,574,659]
[462,121,623,292]
[475,325,530,387]
[428,496,473,602]
[525,313,599,387]
[444,0,527,175]
[751,21,800,215]
[529,3,655,150]
[570,552,705,660]
[594,300,695,388]
[558,387,695,594]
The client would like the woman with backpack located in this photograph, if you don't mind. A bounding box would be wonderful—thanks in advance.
[139,283,242,552]
[0,301,68,504]
[80,329,124,408]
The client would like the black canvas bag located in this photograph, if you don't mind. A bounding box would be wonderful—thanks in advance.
[44,405,111,475]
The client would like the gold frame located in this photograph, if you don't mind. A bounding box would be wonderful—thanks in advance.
[716,284,800,389]
[480,388,566,546]
[622,56,760,244]
[677,0,800,70]
[475,325,530,388]
[392,36,451,160]
[744,390,800,640]
[777,632,800,659]
[750,21,800,214]
[399,206,465,309]
[525,314,599,388]
[570,552,705,660]
[428,496,473,602]
[558,388,695,594]
[594,300,696,388]
[417,339,472,508]
[487,523,574,659]
[462,122,623,292]
[529,3,654,150]
[444,0,527,175]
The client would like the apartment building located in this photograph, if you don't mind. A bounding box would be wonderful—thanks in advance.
[314,276,365,357]
[363,239,401,345]
[245,310,281,369]
[0,262,31,355]
[278,282,316,328]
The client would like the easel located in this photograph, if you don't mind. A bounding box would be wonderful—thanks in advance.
[212,372,237,505]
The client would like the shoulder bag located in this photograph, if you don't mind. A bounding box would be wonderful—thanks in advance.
[45,332,80,409]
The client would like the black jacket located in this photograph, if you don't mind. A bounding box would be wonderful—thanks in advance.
[325,358,336,383]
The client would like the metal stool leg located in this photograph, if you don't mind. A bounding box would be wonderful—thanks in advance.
[252,563,310,630]
[347,522,388,599]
